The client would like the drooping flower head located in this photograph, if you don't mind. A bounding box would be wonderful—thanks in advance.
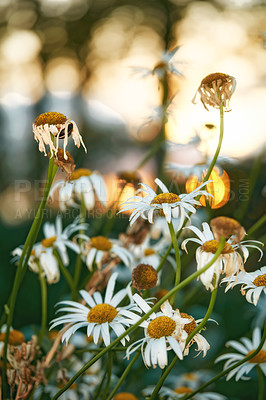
[210,216,246,244]
[192,73,236,111]
[181,222,263,291]
[32,111,87,159]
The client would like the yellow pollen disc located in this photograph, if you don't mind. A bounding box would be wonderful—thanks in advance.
[253,274,266,287]
[151,193,180,205]
[144,248,155,256]
[201,73,230,87]
[181,313,196,335]
[34,112,67,126]
[0,330,25,345]
[247,349,266,364]
[174,387,194,394]
[114,393,138,400]
[90,236,112,251]
[41,236,57,248]
[147,316,176,339]
[201,240,233,254]
[87,304,118,324]
[70,168,92,180]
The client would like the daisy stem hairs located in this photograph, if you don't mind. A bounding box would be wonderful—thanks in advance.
[106,352,141,400]
[71,195,87,300]
[148,280,218,400]
[1,150,58,396]
[37,261,48,346]
[167,221,181,305]
[183,321,266,400]
[51,237,225,400]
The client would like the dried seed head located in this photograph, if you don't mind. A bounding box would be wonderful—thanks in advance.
[132,263,158,292]
[181,312,197,335]
[210,216,246,244]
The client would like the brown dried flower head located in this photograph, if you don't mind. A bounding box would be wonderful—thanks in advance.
[54,148,76,179]
[210,216,246,244]
[132,263,158,292]
[32,111,87,159]
[117,170,141,189]
[192,72,236,111]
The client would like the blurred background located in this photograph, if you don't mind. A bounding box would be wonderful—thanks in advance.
[0,0,265,398]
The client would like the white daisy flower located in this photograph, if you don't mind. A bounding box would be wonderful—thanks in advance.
[81,235,134,271]
[143,385,226,400]
[180,312,210,357]
[181,222,263,291]
[32,111,87,159]
[49,168,107,212]
[215,327,266,381]
[126,296,191,369]
[221,266,266,306]
[119,178,210,228]
[50,272,140,346]
[12,215,86,284]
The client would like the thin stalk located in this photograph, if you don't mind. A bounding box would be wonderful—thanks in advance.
[71,195,86,300]
[53,250,74,291]
[37,262,47,346]
[94,356,109,400]
[247,214,266,237]
[168,221,181,305]
[106,352,140,400]
[183,321,266,400]
[149,283,218,400]
[51,238,225,400]
[100,352,113,400]
[257,366,264,400]
[1,155,57,398]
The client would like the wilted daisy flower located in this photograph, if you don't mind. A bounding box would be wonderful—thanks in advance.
[215,327,266,381]
[181,222,263,291]
[210,216,246,244]
[119,178,210,228]
[143,385,226,400]
[81,235,133,271]
[132,264,158,292]
[192,73,236,111]
[50,273,140,346]
[49,168,107,212]
[221,266,266,306]
[12,215,86,283]
[32,111,87,159]
[181,312,210,357]
[126,296,191,369]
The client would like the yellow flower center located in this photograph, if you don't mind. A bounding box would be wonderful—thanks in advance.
[114,394,138,400]
[247,349,266,364]
[201,240,233,254]
[253,274,266,287]
[70,168,92,181]
[41,236,57,248]
[0,330,25,346]
[147,316,176,339]
[183,372,197,380]
[132,264,158,291]
[144,248,155,256]
[201,73,230,88]
[118,171,141,185]
[87,304,118,324]
[174,387,194,394]
[34,112,67,126]
[151,193,180,205]
[181,313,196,335]
[90,236,113,251]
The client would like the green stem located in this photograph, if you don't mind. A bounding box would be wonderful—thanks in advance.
[183,321,266,400]
[247,214,266,237]
[51,238,225,400]
[168,221,181,305]
[100,352,113,400]
[71,195,86,301]
[149,282,218,400]
[37,262,47,346]
[1,156,57,398]
[106,352,140,400]
[156,245,172,273]
[53,250,74,291]
[257,366,264,400]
